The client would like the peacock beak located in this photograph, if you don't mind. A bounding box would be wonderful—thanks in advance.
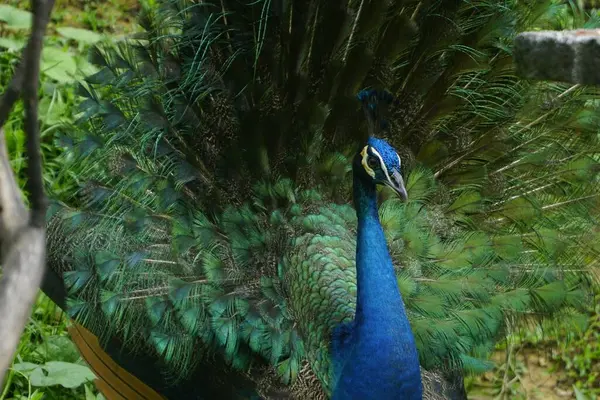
[387,170,408,201]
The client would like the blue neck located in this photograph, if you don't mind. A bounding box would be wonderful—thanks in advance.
[353,176,405,329]
[332,173,422,399]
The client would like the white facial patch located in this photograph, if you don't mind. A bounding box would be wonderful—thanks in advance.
[361,146,376,178]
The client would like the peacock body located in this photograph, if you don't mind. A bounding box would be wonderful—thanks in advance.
[42,0,600,399]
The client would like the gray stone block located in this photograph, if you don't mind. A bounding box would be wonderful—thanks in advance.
[514,29,600,85]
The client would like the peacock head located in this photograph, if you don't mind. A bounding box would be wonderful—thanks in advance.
[354,136,408,201]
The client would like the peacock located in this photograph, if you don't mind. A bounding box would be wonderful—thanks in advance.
[38,0,600,399]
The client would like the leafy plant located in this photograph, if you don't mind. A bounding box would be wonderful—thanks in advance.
[11,362,95,389]
[0,295,101,400]
[0,4,32,30]
[551,296,600,397]
[466,291,600,399]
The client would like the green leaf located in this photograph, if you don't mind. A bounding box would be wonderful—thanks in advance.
[12,362,39,374]
[14,389,45,400]
[76,56,100,79]
[39,92,69,126]
[33,336,81,363]
[573,386,590,400]
[30,390,45,400]
[0,37,26,50]
[57,27,104,44]
[85,383,105,400]
[85,384,97,400]
[0,5,32,29]
[41,48,78,83]
[12,361,95,389]
[30,361,96,388]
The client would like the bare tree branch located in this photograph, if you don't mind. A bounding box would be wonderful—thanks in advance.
[0,0,55,385]
[23,0,52,227]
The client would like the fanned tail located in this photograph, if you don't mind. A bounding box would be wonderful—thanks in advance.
[41,1,600,399]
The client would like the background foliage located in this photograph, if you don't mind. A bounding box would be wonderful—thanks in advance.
[0,2,139,398]
[0,1,598,399]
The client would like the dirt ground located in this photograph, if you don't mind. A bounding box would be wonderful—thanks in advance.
[469,349,586,400]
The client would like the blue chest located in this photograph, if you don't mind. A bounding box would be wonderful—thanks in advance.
[331,318,423,400]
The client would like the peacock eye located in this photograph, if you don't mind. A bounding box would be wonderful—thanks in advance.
[367,157,379,169]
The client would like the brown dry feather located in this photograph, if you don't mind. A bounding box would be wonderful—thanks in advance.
[67,322,166,400]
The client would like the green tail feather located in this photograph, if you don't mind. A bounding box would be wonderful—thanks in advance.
[45,0,600,398]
